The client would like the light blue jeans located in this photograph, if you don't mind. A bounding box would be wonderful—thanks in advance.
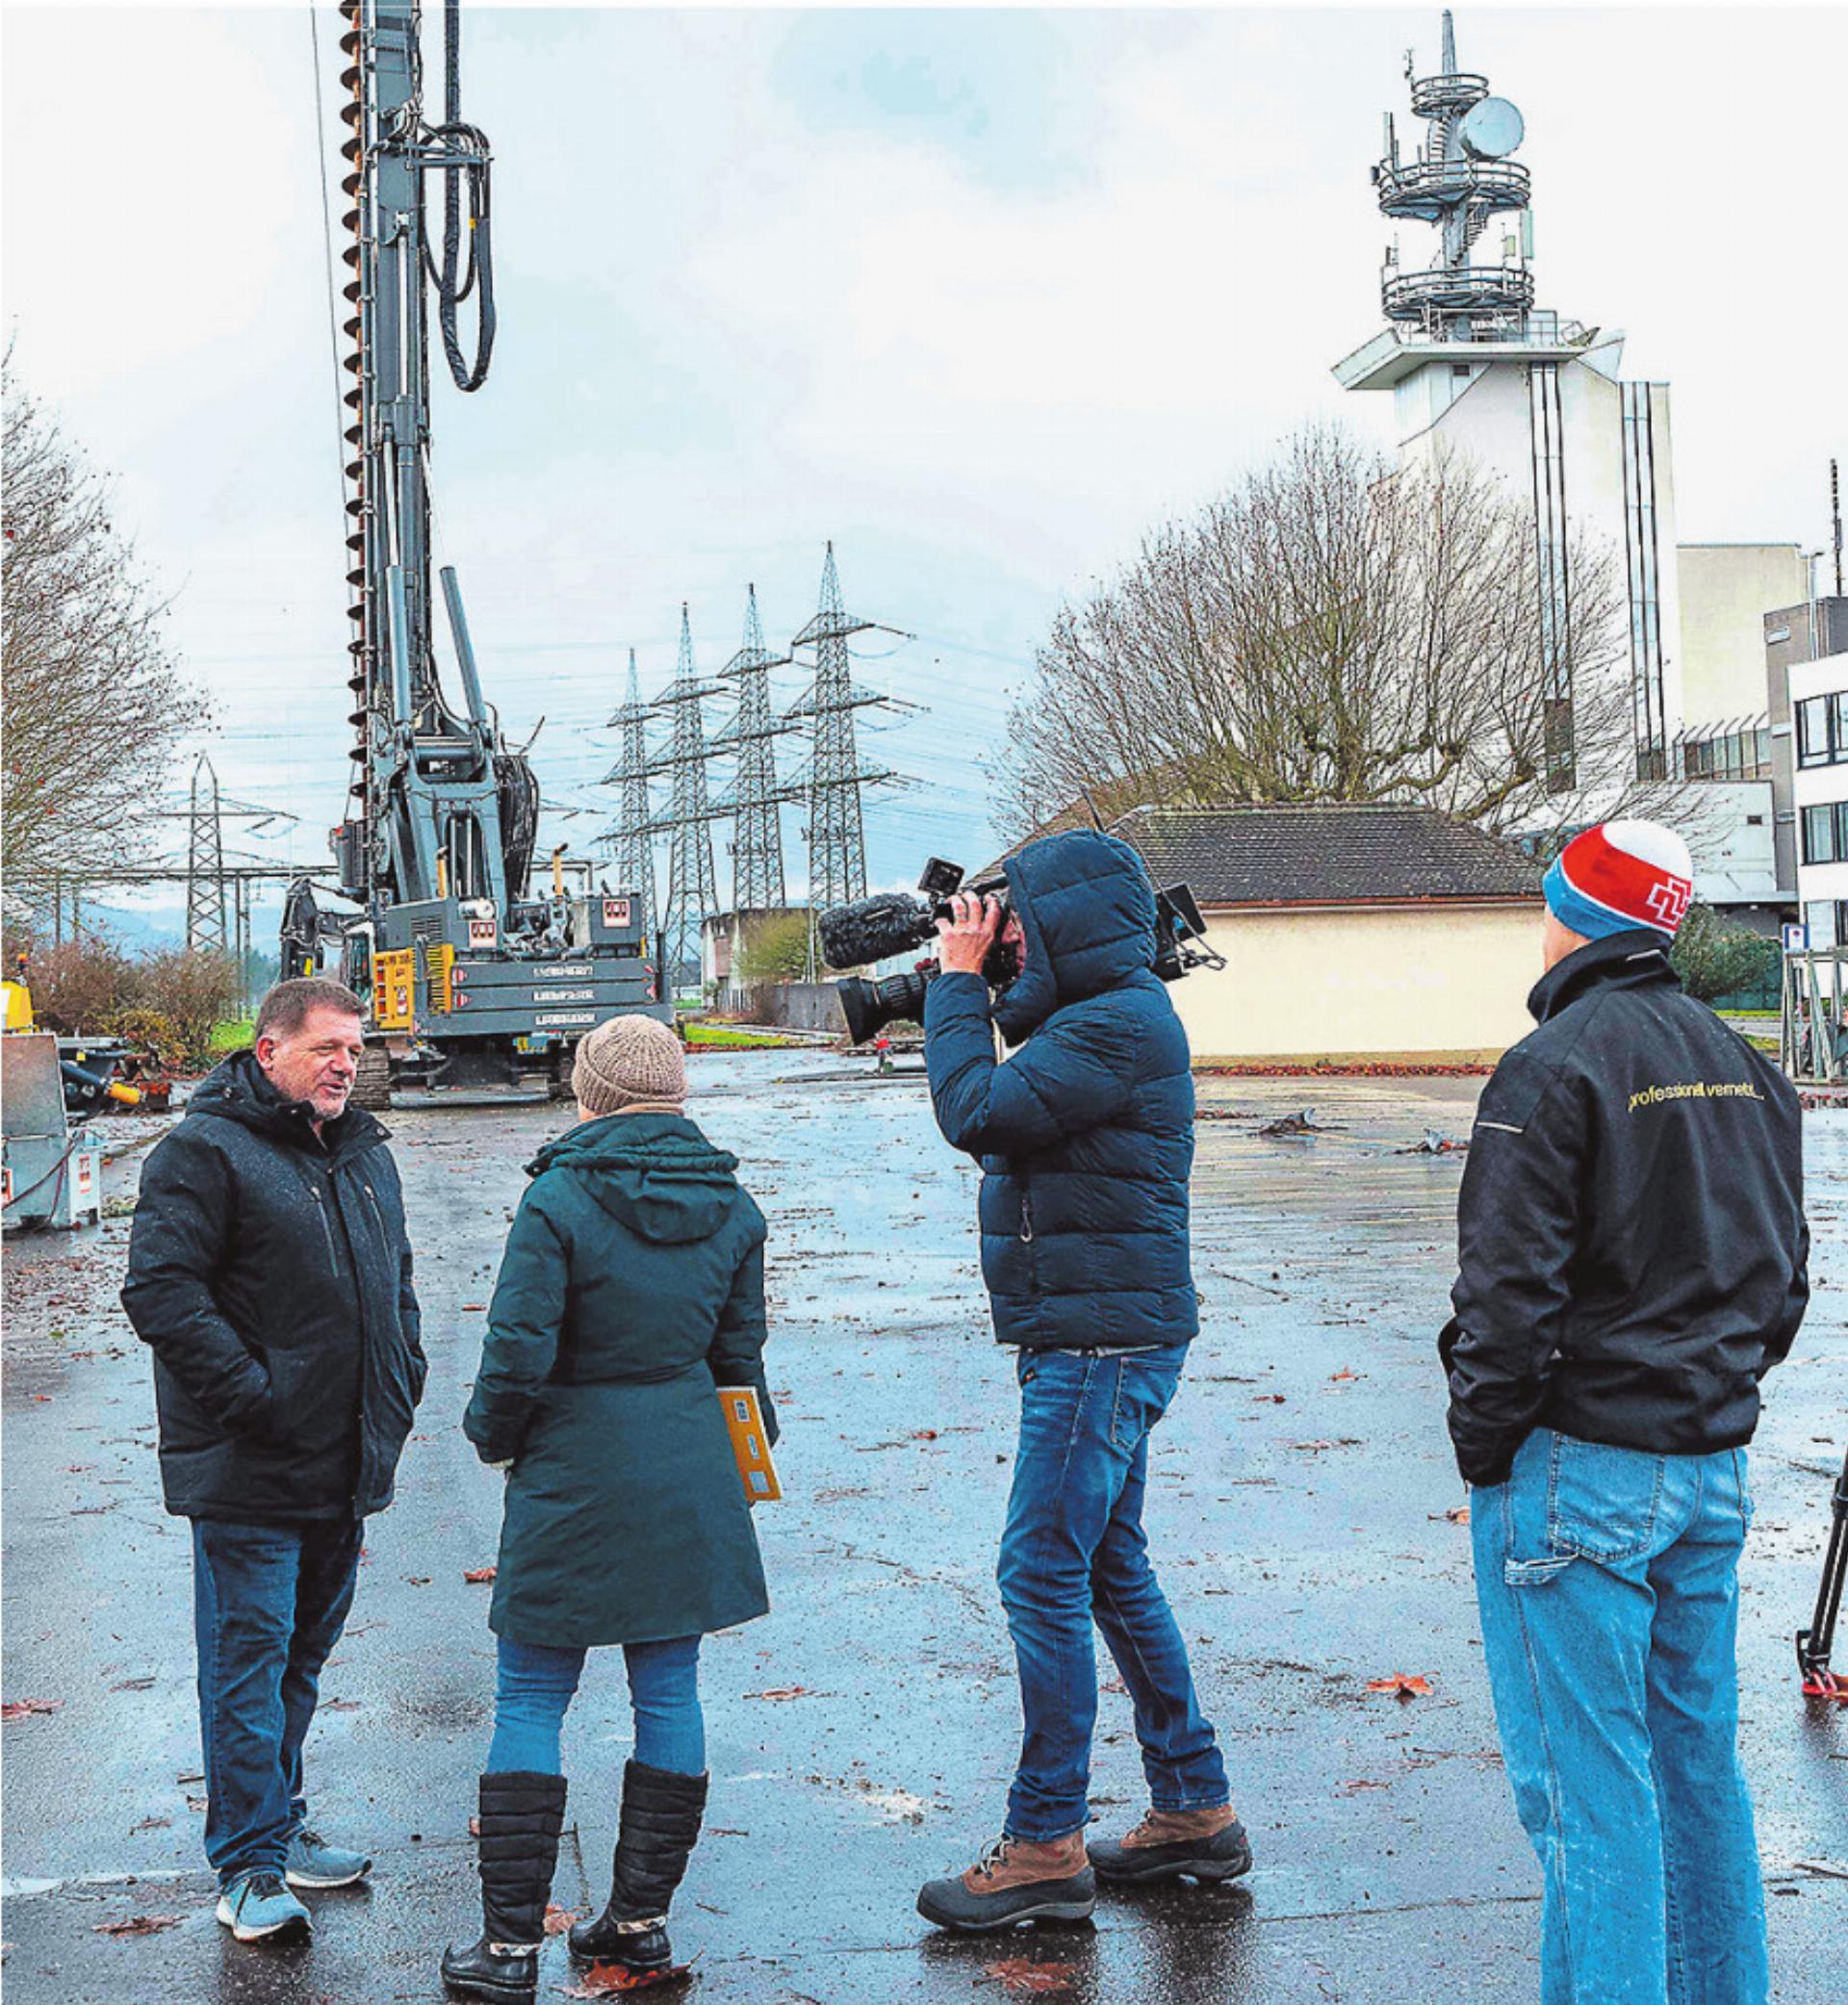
[1473,1428,1767,2005]
[486,1634,705,1777]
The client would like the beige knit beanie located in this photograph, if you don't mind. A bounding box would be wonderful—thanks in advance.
[571,1015,687,1118]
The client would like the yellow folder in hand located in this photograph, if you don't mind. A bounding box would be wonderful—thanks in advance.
[718,1385,782,1504]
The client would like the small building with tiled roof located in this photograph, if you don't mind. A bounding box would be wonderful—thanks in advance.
[1101,804,1544,1064]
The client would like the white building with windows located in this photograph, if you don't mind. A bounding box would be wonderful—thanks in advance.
[1781,599,1848,944]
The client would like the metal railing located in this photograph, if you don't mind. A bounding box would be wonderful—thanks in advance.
[1410,71,1488,118]
[1384,265,1536,321]
[1374,157,1530,219]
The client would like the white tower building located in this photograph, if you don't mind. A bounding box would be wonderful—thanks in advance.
[1332,10,1682,791]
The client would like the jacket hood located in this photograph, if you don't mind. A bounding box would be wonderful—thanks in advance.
[992,829,1159,1040]
[1527,928,1678,1024]
[531,1111,742,1244]
[187,1050,387,1160]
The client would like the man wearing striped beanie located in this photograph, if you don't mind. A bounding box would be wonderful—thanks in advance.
[1441,818,1807,2003]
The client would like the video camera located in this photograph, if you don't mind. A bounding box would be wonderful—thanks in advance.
[818,856,1220,1047]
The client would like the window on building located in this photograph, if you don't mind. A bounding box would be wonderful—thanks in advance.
[1681,725,1774,782]
[1806,901,1837,949]
[1803,803,1842,863]
[1832,696,1848,759]
[1798,697,1832,768]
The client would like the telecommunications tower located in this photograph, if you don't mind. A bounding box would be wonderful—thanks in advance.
[711,586,795,913]
[786,545,898,912]
[598,649,659,947]
[186,755,229,955]
[647,607,724,996]
[1335,8,1682,791]
[1373,9,1532,341]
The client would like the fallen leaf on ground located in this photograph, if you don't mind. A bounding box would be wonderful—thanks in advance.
[1328,1368,1357,1382]
[468,1814,481,1838]
[1,1699,62,1722]
[543,1902,579,1935]
[93,1914,182,1936]
[1366,1674,1433,1702]
[743,1685,812,1701]
[1338,1778,1390,1794]
[563,1962,692,1995]
[130,1815,171,1833]
[463,1567,497,1583]
[981,1959,1075,1994]
[111,1676,156,1691]
[321,1698,362,1712]
[911,1428,940,1440]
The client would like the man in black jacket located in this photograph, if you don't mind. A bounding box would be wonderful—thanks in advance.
[1442,820,1806,2005]
[122,979,424,1942]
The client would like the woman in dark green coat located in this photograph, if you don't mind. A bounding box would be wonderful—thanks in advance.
[442,1015,776,2005]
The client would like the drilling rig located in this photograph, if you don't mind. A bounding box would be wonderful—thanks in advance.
[282,0,668,1104]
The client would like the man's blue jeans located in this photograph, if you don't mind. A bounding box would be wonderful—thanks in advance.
[1474,1428,1768,2005]
[192,1517,364,1889]
[998,1346,1229,1842]
[485,1633,706,1777]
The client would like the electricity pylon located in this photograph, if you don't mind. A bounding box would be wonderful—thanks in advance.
[598,649,660,947]
[186,755,229,954]
[785,544,898,911]
[712,585,795,913]
[645,606,724,997]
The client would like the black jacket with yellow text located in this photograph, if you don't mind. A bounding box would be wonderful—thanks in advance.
[1440,930,1807,1486]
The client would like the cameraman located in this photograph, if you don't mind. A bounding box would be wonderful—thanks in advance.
[912,830,1246,1933]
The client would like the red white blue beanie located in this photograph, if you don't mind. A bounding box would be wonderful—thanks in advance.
[1543,820,1695,940]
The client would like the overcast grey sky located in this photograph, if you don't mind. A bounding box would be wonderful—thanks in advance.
[6,3,1846,910]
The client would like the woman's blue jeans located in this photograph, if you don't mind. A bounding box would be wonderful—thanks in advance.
[997,1345,1230,1841]
[1474,1427,1768,2005]
[486,1633,705,1777]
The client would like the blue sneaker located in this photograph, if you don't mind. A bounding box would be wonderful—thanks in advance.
[216,1869,313,1941]
[285,1826,373,1889]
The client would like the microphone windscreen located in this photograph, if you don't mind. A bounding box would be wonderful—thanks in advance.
[817,891,930,971]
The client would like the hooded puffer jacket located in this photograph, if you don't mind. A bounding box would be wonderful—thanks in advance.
[121,1051,424,1522]
[922,829,1198,1351]
[463,1111,775,1649]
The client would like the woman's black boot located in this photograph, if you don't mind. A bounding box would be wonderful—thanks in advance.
[568,1761,708,1973]
[442,1772,569,2003]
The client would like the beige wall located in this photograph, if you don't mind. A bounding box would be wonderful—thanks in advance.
[1679,544,1807,730]
[1177,902,1543,1064]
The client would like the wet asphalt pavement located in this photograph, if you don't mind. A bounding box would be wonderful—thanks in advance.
[3,1053,1844,2004]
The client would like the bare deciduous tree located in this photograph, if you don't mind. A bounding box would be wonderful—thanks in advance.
[998,426,1694,846]
[3,372,209,903]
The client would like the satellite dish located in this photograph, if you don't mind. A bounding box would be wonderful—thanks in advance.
[1459,96,1525,160]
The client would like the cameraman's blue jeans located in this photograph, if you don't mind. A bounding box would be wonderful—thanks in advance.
[998,1346,1229,1842]
[1474,1428,1767,2005]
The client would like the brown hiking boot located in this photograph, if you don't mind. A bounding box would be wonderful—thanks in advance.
[916,1832,1096,1932]
[1089,1804,1252,1885]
